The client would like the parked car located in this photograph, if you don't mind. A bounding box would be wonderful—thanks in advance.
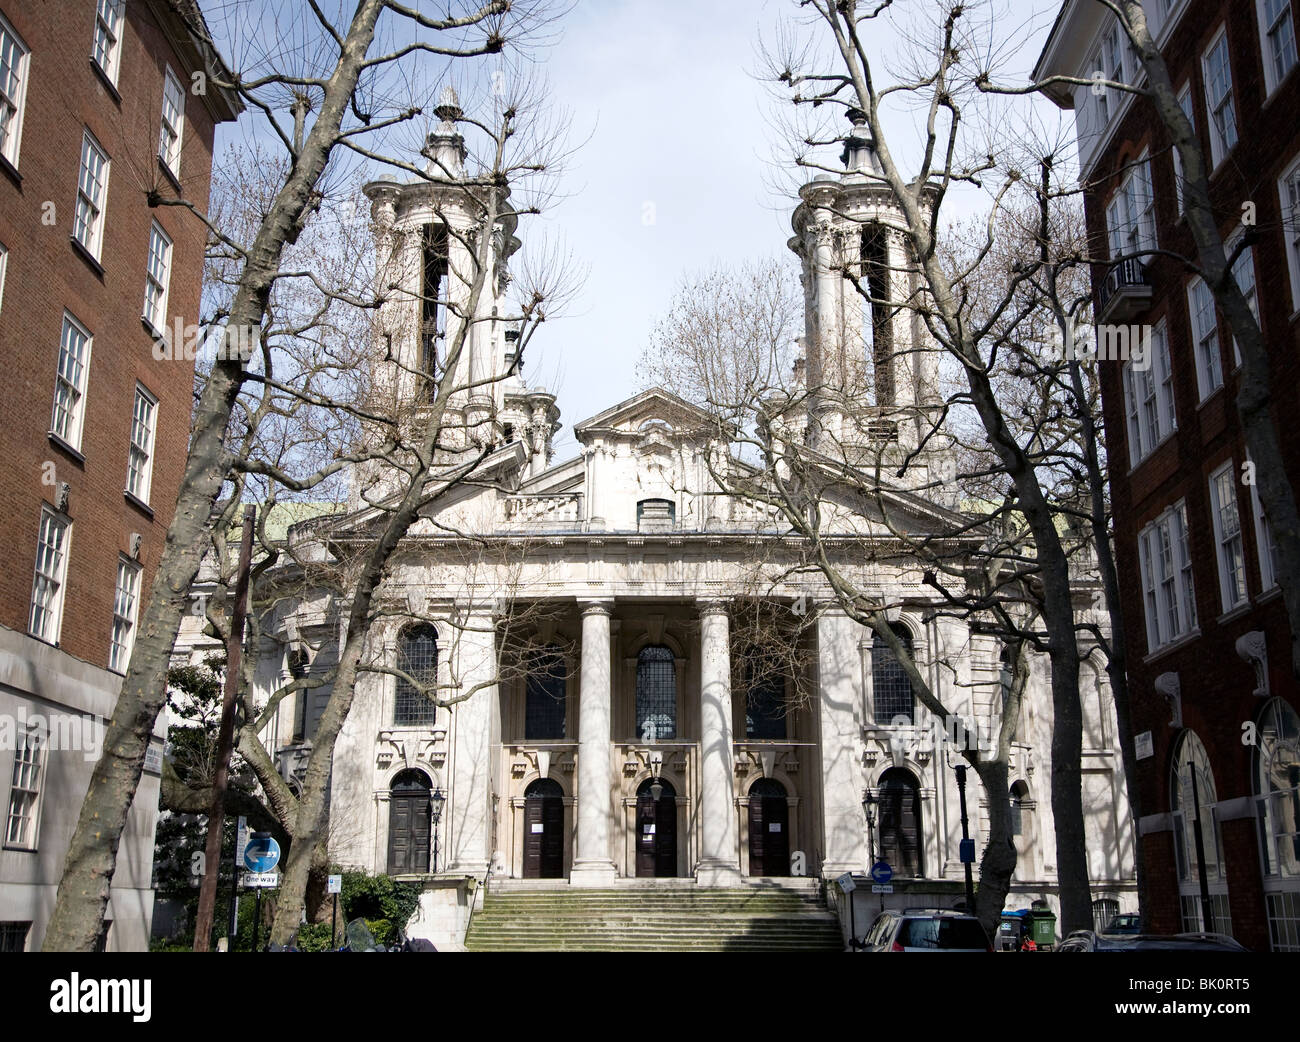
[1103,913,1142,935]
[1056,930,1247,952]
[859,908,993,952]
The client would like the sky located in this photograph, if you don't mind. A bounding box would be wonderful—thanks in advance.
[211,0,1069,460]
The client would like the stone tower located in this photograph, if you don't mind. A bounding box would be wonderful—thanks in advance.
[787,110,954,496]
[356,88,559,495]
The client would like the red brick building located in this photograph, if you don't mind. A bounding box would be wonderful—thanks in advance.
[0,0,237,951]
[1037,0,1300,950]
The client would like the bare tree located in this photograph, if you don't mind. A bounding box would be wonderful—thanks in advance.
[44,0,570,952]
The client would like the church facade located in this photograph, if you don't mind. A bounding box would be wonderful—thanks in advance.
[172,107,1136,948]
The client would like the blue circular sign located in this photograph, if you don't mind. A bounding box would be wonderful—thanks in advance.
[243,834,281,873]
[870,861,893,884]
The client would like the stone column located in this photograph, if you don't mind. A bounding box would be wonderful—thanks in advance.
[697,600,742,885]
[571,600,618,885]
[446,612,495,875]
[817,606,868,877]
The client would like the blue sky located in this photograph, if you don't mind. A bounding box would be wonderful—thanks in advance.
[211,0,1066,460]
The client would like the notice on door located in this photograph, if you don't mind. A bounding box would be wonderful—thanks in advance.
[769,823,781,832]
[643,824,656,834]
[531,823,545,833]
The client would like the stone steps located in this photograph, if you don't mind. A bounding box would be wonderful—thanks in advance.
[464,882,844,952]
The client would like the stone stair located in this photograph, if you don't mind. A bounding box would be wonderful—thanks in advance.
[464,880,844,952]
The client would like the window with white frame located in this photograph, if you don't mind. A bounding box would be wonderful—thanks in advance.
[1259,0,1298,94]
[29,507,70,644]
[92,0,125,86]
[1281,153,1300,311]
[1248,470,1281,590]
[159,66,183,176]
[1093,23,1127,129]
[1122,320,1176,466]
[50,313,92,450]
[143,222,172,333]
[1171,731,1233,935]
[4,730,44,849]
[1137,501,1197,652]
[1209,462,1248,611]
[1173,84,1194,213]
[74,130,110,259]
[1203,29,1238,167]
[109,557,141,673]
[126,384,157,503]
[0,12,29,167]
[1107,154,1157,259]
[1187,278,1224,400]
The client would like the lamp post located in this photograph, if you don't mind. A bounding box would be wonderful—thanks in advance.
[862,789,878,863]
[954,764,976,914]
[430,789,446,873]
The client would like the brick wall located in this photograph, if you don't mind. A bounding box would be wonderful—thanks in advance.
[0,2,223,670]
[1083,0,1300,950]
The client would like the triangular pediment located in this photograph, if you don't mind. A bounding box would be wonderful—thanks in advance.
[572,387,729,442]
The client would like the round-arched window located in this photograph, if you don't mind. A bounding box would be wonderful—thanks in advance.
[395,624,438,727]
[636,645,676,741]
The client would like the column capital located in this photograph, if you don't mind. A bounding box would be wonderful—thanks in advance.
[579,599,614,618]
[697,598,731,618]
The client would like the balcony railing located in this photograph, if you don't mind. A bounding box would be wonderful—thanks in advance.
[1098,258,1152,322]
[502,493,584,527]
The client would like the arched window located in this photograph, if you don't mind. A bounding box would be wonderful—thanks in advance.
[387,769,431,874]
[636,499,675,532]
[287,648,309,742]
[1010,781,1028,838]
[636,645,676,741]
[744,654,787,740]
[878,767,923,878]
[1092,897,1120,933]
[1171,730,1231,934]
[525,646,567,741]
[1254,698,1300,949]
[395,624,438,727]
[860,224,894,407]
[872,625,915,725]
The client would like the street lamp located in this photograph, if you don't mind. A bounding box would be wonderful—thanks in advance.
[861,789,878,863]
[430,788,446,873]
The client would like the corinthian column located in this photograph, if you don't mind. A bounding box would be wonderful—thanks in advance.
[571,600,618,885]
[697,599,742,885]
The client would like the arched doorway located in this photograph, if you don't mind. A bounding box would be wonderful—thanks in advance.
[635,777,677,877]
[747,778,790,877]
[388,769,431,875]
[523,778,565,879]
[878,768,923,877]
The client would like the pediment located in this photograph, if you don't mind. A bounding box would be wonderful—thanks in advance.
[572,387,729,442]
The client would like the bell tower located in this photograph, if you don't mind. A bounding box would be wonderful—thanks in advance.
[788,110,954,498]
[362,88,520,451]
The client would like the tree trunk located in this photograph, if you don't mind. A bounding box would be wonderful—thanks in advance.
[41,0,388,952]
[973,759,1016,938]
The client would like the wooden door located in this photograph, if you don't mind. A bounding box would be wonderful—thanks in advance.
[524,779,564,878]
[747,779,789,877]
[636,779,677,877]
[388,771,431,875]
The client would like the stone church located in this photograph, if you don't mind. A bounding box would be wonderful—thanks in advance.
[173,105,1136,949]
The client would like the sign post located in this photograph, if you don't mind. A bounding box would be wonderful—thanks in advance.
[869,861,893,912]
[328,874,343,949]
[243,833,281,951]
[836,873,857,947]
